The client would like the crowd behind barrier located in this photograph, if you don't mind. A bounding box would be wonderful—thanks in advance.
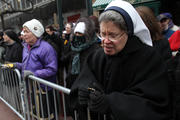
[0,2,176,119]
[0,66,107,120]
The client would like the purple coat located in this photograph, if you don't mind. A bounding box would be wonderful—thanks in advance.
[16,38,58,86]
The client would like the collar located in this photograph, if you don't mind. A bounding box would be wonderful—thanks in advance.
[5,41,16,46]
[23,38,42,49]
[117,36,144,56]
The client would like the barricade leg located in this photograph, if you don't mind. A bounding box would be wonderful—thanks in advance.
[29,83,56,120]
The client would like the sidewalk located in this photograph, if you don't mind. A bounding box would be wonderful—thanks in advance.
[0,99,21,120]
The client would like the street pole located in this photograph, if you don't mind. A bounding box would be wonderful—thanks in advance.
[87,0,93,16]
[56,0,63,35]
[0,15,5,31]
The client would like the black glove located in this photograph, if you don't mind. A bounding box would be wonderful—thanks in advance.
[78,87,90,106]
[24,70,34,80]
[88,82,109,114]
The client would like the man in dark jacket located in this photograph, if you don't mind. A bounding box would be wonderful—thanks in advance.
[45,25,63,56]
[70,0,170,120]
[45,25,64,85]
[3,29,22,63]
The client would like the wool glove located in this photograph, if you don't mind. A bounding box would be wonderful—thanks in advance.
[88,82,109,114]
[24,70,34,80]
[78,87,90,106]
[2,63,16,68]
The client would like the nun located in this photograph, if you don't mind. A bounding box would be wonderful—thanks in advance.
[70,0,170,120]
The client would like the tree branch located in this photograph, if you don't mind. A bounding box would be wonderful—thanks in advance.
[0,0,35,15]
[1,0,14,10]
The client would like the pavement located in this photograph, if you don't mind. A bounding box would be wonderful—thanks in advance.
[0,100,21,120]
[0,99,73,120]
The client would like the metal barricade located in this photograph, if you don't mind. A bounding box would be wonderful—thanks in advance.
[24,75,71,120]
[0,67,25,120]
[0,66,108,120]
[25,75,107,120]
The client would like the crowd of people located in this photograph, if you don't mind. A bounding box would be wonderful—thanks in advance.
[0,0,180,119]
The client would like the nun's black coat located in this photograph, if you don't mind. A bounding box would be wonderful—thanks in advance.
[71,36,170,120]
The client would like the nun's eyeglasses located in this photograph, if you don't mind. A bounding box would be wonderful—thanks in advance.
[98,32,125,42]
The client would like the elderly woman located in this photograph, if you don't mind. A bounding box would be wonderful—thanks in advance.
[15,19,58,119]
[16,19,58,83]
[70,0,170,120]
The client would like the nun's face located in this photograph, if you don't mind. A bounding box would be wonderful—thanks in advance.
[100,21,128,55]
[23,27,38,46]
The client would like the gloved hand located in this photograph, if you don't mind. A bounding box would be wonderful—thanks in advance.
[78,87,90,106]
[24,70,34,80]
[2,63,16,68]
[88,82,109,114]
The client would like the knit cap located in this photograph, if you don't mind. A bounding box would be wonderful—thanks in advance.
[0,31,3,37]
[23,19,44,38]
[74,22,86,34]
[4,29,19,42]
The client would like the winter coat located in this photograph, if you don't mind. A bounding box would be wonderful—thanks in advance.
[43,32,63,57]
[66,42,100,88]
[169,30,180,52]
[0,42,5,62]
[71,36,170,120]
[16,38,58,87]
[4,42,22,62]
[61,34,72,68]
[153,37,172,62]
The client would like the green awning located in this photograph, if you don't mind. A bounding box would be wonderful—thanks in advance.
[93,0,159,11]
[93,0,112,10]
